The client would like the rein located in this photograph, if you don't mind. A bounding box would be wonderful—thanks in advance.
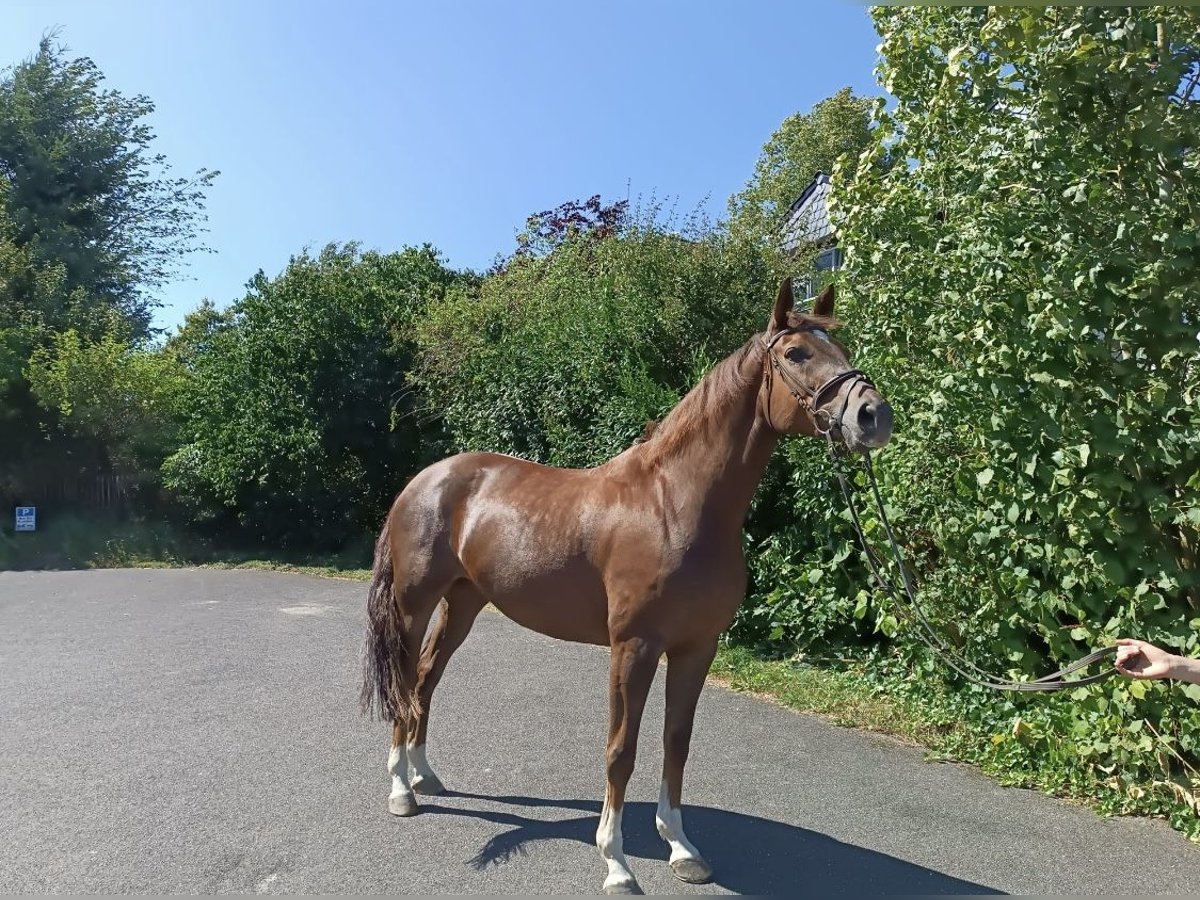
[825,439,1117,692]
[762,327,1118,692]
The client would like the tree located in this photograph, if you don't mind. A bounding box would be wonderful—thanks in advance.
[0,186,62,388]
[25,328,189,475]
[161,243,465,548]
[0,34,217,503]
[512,195,629,259]
[0,35,217,338]
[726,87,875,249]
[415,207,783,468]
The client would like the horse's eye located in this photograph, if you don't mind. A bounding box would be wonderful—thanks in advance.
[784,347,809,364]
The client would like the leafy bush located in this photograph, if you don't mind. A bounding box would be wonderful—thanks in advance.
[414,206,787,468]
[162,243,464,548]
[26,329,189,474]
[749,6,1200,824]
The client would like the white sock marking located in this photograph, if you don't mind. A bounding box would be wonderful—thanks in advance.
[596,800,637,891]
[656,779,703,865]
[407,743,437,782]
[387,744,411,799]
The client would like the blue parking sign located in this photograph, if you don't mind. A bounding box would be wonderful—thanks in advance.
[15,506,36,532]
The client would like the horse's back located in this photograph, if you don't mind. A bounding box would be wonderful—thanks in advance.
[393,450,589,516]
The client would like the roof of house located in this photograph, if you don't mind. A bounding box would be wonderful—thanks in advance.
[779,172,835,254]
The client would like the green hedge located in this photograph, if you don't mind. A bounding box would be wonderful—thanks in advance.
[817,6,1200,830]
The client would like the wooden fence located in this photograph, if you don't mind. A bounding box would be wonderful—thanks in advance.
[4,472,136,512]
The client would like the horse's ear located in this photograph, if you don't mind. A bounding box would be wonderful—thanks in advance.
[772,277,794,331]
[812,282,835,318]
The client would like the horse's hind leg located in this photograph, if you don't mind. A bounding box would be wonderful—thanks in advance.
[385,575,452,817]
[407,582,486,795]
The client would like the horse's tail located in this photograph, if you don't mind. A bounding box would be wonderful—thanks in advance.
[359,516,420,726]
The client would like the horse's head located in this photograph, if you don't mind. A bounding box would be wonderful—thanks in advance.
[759,278,893,453]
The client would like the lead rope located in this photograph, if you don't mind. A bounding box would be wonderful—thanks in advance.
[824,434,1117,692]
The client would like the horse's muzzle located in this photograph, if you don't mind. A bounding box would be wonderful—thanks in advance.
[849,397,894,450]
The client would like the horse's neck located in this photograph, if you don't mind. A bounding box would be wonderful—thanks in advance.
[654,356,779,531]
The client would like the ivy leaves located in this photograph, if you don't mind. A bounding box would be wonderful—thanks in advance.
[829,5,1200,816]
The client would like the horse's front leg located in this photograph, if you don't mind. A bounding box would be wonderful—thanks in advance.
[656,640,718,885]
[596,636,659,895]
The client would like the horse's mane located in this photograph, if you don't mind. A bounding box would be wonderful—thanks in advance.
[638,335,764,463]
[632,312,842,461]
[787,311,841,333]
[632,419,659,444]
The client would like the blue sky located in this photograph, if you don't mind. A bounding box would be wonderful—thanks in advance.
[3,1,883,334]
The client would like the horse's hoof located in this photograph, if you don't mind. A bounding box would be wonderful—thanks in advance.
[602,879,643,895]
[410,773,445,796]
[388,792,419,817]
[670,857,713,884]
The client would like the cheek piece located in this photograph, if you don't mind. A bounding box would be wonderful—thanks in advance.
[760,327,873,436]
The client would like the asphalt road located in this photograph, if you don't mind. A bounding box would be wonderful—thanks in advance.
[2,568,1198,895]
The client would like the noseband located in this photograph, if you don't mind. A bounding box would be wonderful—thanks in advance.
[761,327,874,436]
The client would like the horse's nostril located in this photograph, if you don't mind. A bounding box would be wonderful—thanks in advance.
[858,400,894,442]
[858,402,877,434]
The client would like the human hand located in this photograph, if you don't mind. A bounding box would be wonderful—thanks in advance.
[1115,638,1178,680]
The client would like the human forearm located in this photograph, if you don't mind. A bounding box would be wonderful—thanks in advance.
[1165,653,1200,684]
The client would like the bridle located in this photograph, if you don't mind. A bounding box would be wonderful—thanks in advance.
[760,326,874,437]
[759,324,1118,692]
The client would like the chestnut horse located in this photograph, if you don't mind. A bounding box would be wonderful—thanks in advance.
[361,279,893,894]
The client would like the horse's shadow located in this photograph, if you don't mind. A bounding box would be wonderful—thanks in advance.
[422,791,1003,895]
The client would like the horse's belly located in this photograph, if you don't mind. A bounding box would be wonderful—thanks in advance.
[486,579,611,646]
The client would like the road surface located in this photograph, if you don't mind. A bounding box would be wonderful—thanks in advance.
[1,569,1197,894]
